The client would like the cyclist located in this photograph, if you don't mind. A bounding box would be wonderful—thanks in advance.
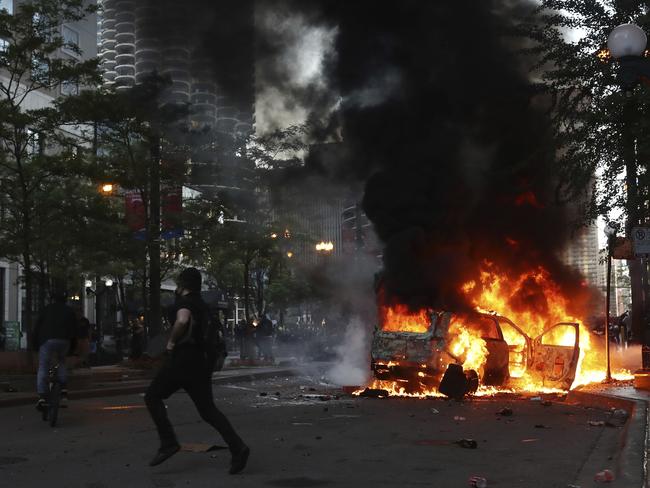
[33,289,77,411]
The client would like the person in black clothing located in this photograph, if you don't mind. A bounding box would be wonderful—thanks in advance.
[144,267,250,474]
[75,309,91,367]
[33,290,77,410]
[258,313,274,361]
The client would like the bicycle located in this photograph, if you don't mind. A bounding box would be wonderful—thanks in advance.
[40,364,62,427]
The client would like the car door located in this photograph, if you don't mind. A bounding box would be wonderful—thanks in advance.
[494,316,531,379]
[476,315,510,385]
[531,322,580,390]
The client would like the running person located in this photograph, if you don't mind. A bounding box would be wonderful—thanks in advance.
[144,267,250,473]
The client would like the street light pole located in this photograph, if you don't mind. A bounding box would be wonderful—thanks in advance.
[606,23,650,384]
[604,225,617,382]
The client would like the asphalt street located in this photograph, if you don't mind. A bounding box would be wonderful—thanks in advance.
[0,373,626,488]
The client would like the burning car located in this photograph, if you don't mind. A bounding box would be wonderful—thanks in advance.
[370,307,580,396]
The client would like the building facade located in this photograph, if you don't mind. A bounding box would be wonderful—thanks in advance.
[97,0,255,194]
[0,0,98,350]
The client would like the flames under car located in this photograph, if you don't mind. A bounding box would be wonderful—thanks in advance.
[370,310,581,396]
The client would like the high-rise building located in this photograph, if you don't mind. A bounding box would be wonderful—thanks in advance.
[97,0,255,193]
[562,223,603,289]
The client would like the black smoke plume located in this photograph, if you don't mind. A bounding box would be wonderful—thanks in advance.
[313,0,594,315]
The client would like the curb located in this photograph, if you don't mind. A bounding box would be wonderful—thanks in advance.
[566,389,648,487]
[0,368,298,408]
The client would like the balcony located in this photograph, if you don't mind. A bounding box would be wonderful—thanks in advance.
[115,53,135,65]
[115,42,135,55]
[115,31,135,44]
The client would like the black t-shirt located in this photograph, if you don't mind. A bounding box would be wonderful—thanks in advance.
[77,317,91,339]
[170,292,210,346]
[34,303,77,346]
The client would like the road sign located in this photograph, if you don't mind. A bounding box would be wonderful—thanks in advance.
[632,227,650,256]
[3,321,21,351]
[612,237,634,260]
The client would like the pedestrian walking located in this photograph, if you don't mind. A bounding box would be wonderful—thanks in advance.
[75,309,91,367]
[144,267,250,474]
[32,289,78,410]
[258,313,274,361]
[235,319,246,359]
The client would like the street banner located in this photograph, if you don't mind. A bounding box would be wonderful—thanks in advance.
[125,190,146,240]
[161,186,183,239]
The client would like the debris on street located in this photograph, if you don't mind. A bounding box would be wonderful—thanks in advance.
[359,388,389,398]
[468,475,488,487]
[497,407,513,416]
[594,469,615,482]
[456,439,478,449]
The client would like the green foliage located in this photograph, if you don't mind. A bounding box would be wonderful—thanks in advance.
[524,0,650,226]
[0,0,102,333]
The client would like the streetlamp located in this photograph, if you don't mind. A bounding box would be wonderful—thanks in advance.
[604,222,618,382]
[607,24,649,91]
[100,183,115,195]
[606,23,650,388]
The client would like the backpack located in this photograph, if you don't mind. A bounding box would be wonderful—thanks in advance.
[192,302,226,372]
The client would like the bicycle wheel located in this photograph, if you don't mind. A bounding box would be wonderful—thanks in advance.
[49,382,60,427]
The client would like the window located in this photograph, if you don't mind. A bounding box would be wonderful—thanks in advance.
[30,57,49,82]
[62,25,79,56]
[0,38,8,53]
[26,129,42,156]
[470,317,501,340]
[61,80,79,96]
[0,0,13,15]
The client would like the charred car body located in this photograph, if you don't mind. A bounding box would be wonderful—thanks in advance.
[370,310,580,396]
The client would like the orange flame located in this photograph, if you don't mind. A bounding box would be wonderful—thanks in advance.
[366,261,633,397]
[380,303,430,333]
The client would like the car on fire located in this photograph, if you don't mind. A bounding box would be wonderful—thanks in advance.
[370,309,581,394]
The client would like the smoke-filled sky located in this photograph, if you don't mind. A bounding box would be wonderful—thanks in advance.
[255,0,594,314]
[114,0,595,314]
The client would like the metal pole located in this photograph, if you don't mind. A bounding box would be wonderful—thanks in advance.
[605,241,613,382]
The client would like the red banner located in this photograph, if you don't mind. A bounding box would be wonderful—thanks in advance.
[124,190,146,234]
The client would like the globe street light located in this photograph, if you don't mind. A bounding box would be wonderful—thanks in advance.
[606,23,650,389]
[607,23,649,90]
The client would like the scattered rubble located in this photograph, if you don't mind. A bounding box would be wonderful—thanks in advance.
[594,469,615,483]
[359,388,389,398]
[468,475,488,487]
[456,439,478,449]
[497,407,513,416]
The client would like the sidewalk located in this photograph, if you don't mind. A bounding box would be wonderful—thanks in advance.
[0,357,300,408]
[566,381,650,487]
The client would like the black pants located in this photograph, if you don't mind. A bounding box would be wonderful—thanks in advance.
[145,345,244,453]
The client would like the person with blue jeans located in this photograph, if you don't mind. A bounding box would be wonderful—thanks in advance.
[32,290,77,410]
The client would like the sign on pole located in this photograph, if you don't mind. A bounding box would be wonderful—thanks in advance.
[632,227,650,257]
[3,321,21,351]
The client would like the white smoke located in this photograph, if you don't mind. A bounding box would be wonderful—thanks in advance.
[327,317,372,386]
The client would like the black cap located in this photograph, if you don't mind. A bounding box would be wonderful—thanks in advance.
[177,267,202,292]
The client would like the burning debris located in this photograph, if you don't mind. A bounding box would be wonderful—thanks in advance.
[358,271,633,399]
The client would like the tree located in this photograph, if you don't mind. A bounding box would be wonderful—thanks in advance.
[59,75,189,338]
[525,0,650,341]
[0,0,100,344]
